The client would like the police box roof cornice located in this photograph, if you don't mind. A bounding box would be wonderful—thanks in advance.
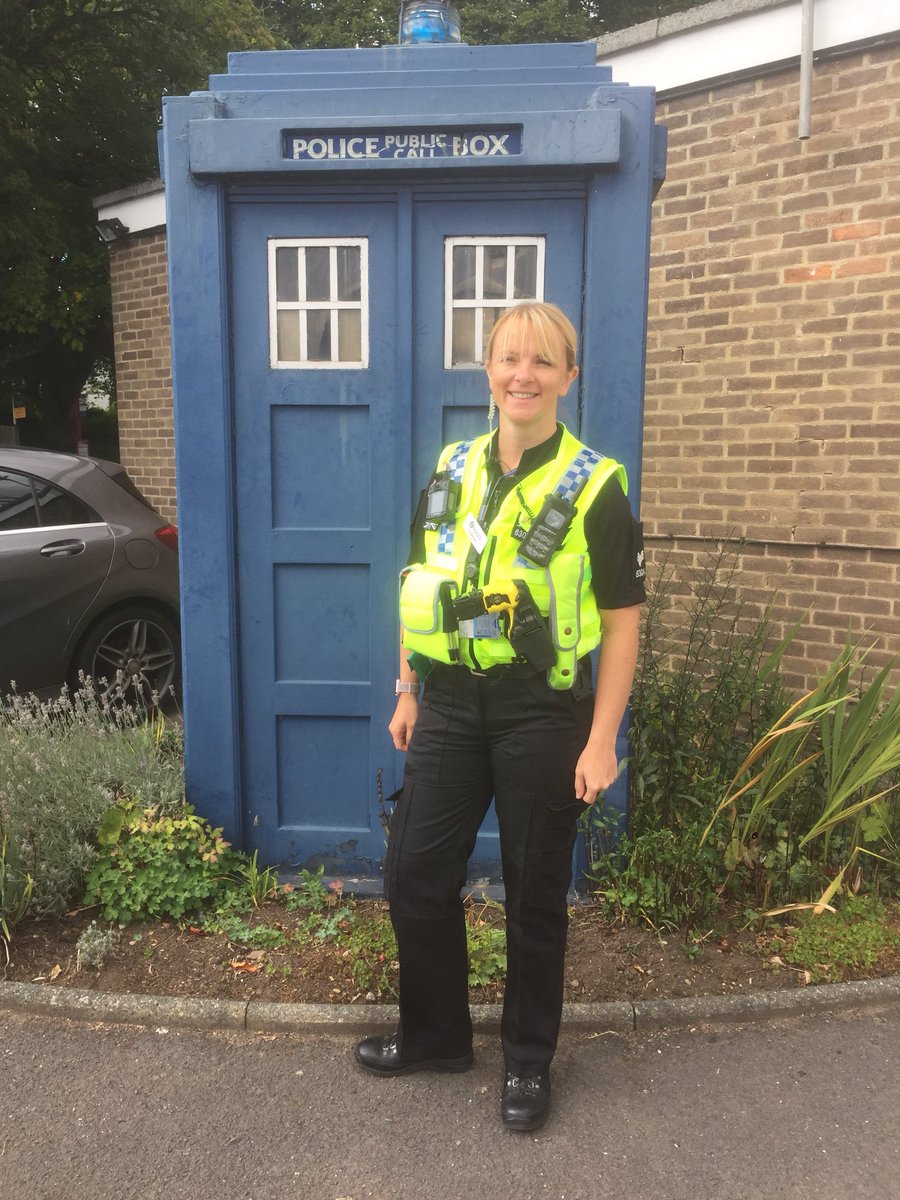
[95,0,900,234]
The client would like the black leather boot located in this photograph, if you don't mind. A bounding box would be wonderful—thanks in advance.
[354,1033,474,1077]
[500,1071,551,1131]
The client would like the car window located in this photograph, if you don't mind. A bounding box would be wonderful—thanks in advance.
[32,478,99,526]
[0,470,39,531]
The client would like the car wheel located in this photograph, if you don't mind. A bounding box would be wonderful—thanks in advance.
[74,607,181,706]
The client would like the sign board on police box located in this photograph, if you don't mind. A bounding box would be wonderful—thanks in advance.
[283,126,522,162]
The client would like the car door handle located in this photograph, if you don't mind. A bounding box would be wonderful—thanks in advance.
[40,539,86,558]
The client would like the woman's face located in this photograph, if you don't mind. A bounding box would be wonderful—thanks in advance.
[485,324,579,438]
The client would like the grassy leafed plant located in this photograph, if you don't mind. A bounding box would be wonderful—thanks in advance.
[1,830,33,964]
[702,641,900,914]
[0,686,185,920]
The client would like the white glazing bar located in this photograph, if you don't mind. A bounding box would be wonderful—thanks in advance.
[444,240,454,370]
[329,246,339,361]
[506,244,515,300]
[267,240,278,367]
[359,238,369,368]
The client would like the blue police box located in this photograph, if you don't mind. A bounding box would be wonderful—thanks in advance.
[161,38,665,880]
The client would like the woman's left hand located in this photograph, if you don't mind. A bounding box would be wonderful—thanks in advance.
[574,740,618,806]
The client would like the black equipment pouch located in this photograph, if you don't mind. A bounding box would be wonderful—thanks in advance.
[517,494,576,567]
[507,579,556,670]
[425,471,461,523]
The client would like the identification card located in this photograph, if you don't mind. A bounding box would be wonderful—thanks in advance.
[462,513,488,553]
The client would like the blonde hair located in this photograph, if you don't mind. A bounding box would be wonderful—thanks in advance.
[485,302,578,372]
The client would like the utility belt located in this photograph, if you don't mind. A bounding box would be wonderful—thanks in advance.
[399,567,555,672]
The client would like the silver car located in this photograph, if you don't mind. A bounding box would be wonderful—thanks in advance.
[0,448,180,703]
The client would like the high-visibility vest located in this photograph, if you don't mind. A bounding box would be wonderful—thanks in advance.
[400,425,627,689]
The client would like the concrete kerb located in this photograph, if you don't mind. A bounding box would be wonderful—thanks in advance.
[2,975,899,1036]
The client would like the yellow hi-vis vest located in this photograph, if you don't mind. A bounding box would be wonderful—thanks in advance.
[400,425,627,689]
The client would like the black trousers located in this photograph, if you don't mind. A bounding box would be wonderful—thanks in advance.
[385,663,593,1076]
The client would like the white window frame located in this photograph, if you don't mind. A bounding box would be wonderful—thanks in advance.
[443,236,546,369]
[268,237,369,369]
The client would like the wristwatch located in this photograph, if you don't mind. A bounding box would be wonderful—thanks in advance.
[395,680,420,695]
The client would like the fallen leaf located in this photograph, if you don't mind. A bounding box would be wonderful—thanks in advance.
[769,955,785,967]
[49,964,61,980]
[229,961,260,973]
[187,926,212,937]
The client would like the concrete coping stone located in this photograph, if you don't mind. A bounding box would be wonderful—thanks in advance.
[3,975,899,1036]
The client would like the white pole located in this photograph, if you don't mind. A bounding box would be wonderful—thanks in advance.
[799,0,815,139]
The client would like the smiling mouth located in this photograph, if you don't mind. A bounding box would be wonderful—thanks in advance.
[508,391,538,399]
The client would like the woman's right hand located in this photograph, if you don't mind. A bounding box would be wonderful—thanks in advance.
[389,694,419,751]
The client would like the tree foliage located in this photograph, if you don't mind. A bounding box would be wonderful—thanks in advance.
[0,0,273,447]
[265,1,696,49]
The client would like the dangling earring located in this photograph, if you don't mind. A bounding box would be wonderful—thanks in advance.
[488,392,496,428]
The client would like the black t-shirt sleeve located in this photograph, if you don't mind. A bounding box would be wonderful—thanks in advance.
[583,475,647,609]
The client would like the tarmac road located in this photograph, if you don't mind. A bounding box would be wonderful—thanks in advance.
[1,1007,898,1200]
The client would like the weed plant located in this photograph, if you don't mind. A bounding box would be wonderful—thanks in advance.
[84,798,241,923]
[768,895,900,983]
[0,686,184,919]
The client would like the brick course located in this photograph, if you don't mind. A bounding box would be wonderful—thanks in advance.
[108,41,899,692]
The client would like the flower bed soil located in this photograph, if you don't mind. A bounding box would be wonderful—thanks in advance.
[6,899,899,1006]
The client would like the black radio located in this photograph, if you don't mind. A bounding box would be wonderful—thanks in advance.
[517,494,576,566]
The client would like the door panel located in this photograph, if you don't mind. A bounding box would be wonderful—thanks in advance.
[230,197,401,870]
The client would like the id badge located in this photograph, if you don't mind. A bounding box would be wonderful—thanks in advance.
[462,513,488,553]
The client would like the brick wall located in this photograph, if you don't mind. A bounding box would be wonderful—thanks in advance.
[643,41,900,690]
[108,229,177,522]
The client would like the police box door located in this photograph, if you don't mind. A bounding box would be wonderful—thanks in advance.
[230,184,585,873]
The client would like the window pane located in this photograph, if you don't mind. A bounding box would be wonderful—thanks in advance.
[0,471,38,531]
[336,246,361,301]
[33,480,95,526]
[275,247,299,302]
[277,310,301,362]
[483,246,508,300]
[481,307,505,361]
[452,245,476,299]
[451,308,476,366]
[338,309,362,362]
[513,245,538,299]
[305,247,331,302]
[307,309,332,361]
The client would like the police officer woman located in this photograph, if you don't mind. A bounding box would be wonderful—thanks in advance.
[355,302,645,1131]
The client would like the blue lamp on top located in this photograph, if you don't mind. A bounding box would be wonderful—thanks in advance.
[399,1,461,44]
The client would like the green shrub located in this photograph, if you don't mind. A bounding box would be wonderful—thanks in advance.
[83,799,241,923]
[589,821,724,930]
[0,688,184,917]
[629,543,791,837]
